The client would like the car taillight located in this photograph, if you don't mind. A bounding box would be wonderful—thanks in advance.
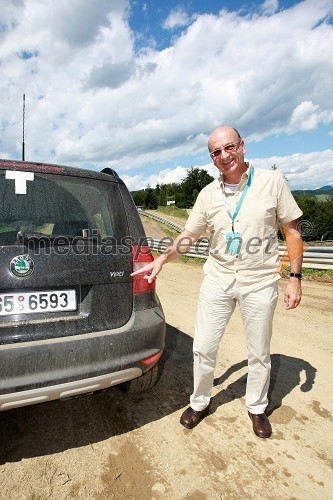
[132,245,155,294]
[140,351,162,366]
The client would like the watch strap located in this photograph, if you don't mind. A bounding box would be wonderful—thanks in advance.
[290,272,303,279]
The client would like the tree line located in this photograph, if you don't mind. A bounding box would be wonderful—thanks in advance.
[131,167,333,242]
[131,167,214,210]
[294,194,333,241]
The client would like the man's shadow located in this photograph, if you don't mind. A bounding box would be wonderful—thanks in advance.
[211,353,316,415]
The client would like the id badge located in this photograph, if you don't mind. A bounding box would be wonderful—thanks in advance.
[226,231,241,255]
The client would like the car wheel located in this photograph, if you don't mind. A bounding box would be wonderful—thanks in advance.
[119,363,159,393]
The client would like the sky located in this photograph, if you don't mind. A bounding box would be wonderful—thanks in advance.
[1,0,333,191]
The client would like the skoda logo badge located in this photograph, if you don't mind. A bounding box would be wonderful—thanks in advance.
[10,255,35,278]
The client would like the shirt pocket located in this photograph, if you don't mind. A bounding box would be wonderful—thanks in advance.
[241,195,277,226]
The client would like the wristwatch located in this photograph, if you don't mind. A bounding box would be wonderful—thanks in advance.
[289,272,303,279]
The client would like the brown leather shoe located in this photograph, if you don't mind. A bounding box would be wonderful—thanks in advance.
[248,411,272,438]
[180,406,210,429]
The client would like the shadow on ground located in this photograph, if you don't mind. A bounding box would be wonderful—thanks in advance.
[0,325,316,463]
[211,353,316,416]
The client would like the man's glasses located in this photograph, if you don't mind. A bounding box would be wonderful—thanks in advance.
[210,140,241,159]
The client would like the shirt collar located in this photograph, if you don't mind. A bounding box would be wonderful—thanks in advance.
[217,162,251,190]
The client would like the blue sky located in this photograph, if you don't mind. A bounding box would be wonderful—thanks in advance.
[1,0,333,190]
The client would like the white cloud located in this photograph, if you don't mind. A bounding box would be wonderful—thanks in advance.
[261,0,279,16]
[0,0,24,25]
[289,101,333,132]
[122,165,189,191]
[46,0,121,47]
[121,150,333,192]
[162,6,193,30]
[251,149,333,189]
[0,0,332,190]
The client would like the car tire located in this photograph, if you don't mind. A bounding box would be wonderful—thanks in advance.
[119,363,159,393]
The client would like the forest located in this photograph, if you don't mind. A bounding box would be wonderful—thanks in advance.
[131,167,333,242]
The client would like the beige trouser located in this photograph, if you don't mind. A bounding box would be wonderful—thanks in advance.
[190,274,279,414]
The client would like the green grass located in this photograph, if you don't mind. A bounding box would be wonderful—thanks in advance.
[304,268,333,278]
[151,251,333,279]
[281,266,333,279]
[156,223,178,238]
[179,258,333,278]
[155,206,189,219]
[179,255,206,264]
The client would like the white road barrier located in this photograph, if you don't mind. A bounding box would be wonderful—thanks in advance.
[139,211,333,270]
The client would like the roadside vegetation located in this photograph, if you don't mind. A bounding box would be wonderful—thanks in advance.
[280,266,333,281]
[137,167,333,280]
[132,167,333,243]
[132,167,214,209]
[154,206,188,219]
[152,249,333,281]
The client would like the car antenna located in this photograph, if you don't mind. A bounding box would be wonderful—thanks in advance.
[22,93,26,161]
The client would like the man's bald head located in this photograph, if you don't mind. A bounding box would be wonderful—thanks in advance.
[208,126,241,151]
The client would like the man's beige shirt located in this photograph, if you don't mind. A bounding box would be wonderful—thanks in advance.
[185,165,303,293]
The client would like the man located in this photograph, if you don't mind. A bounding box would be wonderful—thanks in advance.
[132,126,303,438]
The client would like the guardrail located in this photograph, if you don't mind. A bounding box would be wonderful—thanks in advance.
[146,238,333,270]
[138,211,333,270]
[138,209,184,232]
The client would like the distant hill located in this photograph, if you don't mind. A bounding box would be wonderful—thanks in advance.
[292,185,333,199]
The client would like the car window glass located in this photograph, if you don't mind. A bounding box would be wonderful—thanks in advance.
[0,172,127,245]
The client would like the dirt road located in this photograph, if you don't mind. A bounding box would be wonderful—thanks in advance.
[0,253,332,499]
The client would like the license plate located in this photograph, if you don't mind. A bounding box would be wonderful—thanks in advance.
[0,290,77,316]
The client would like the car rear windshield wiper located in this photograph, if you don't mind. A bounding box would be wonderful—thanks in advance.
[17,231,101,245]
[17,231,55,245]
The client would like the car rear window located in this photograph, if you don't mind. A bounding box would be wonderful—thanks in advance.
[0,171,128,246]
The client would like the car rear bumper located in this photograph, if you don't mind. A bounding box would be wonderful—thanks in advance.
[0,368,143,411]
[0,306,165,411]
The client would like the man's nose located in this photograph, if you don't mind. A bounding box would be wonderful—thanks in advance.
[220,148,231,158]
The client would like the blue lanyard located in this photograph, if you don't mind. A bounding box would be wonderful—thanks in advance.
[222,167,254,232]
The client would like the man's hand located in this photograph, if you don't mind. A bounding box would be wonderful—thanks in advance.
[284,279,302,309]
[280,220,303,310]
[131,260,163,283]
[131,229,202,283]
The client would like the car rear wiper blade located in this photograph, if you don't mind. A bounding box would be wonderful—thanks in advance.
[17,231,100,244]
[17,231,56,244]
